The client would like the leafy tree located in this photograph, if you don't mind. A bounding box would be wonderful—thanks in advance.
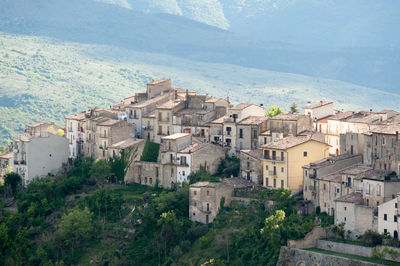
[266,106,284,117]
[57,207,94,257]
[89,159,112,182]
[189,166,219,184]
[4,172,22,196]
[290,102,299,113]
[332,222,345,240]
[361,230,383,246]
[157,210,184,260]
[109,146,137,184]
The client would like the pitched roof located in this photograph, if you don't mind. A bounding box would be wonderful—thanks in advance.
[230,103,253,110]
[147,78,170,85]
[179,143,206,153]
[305,101,333,109]
[210,115,228,124]
[335,192,363,203]
[271,113,307,121]
[97,119,121,126]
[157,100,183,109]
[0,152,14,160]
[238,116,268,125]
[306,154,361,169]
[262,136,327,150]
[241,149,263,160]
[109,138,144,150]
[65,112,86,121]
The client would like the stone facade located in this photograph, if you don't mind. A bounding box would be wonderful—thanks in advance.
[240,149,263,184]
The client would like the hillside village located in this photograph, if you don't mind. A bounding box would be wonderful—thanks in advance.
[3,78,400,264]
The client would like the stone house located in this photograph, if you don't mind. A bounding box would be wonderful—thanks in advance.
[189,178,254,224]
[268,113,313,137]
[262,136,329,194]
[65,112,86,160]
[95,119,135,159]
[176,142,225,184]
[304,100,335,121]
[302,154,363,214]
[0,152,14,183]
[335,192,376,237]
[209,103,265,156]
[189,181,233,224]
[240,149,263,184]
[82,108,116,158]
[13,126,69,185]
[237,116,269,151]
[154,100,186,143]
[377,193,400,239]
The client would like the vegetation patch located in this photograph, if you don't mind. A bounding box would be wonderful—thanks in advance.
[140,141,160,162]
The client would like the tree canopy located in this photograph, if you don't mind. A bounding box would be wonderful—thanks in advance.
[266,106,284,117]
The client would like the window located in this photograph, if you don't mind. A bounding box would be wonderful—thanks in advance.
[383,137,386,145]
[239,128,243,138]
[344,207,347,211]
[226,127,232,135]
[155,167,159,177]
[384,214,387,221]
[266,165,269,170]
[281,167,284,173]
[149,178,153,184]
[344,217,346,221]
[281,180,284,188]
[171,168,174,177]
[395,216,398,222]
[323,184,326,190]
[265,178,269,187]
[303,151,308,157]
[207,190,209,196]
[305,170,308,177]
[182,171,185,176]
[281,152,284,160]
[194,202,197,206]
[384,229,387,234]
[193,213,196,216]
[273,166,276,175]
[247,162,250,169]
[273,179,276,188]
[272,151,276,160]
[264,150,270,159]
[194,191,197,196]
[396,203,398,209]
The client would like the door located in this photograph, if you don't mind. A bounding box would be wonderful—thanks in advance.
[247,172,250,181]
[206,215,209,224]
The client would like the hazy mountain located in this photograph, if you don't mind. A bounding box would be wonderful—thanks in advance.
[93,0,400,48]
[0,0,399,93]
[1,33,400,144]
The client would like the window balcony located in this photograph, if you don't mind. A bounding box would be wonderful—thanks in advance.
[264,156,284,162]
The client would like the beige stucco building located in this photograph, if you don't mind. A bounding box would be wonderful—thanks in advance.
[262,136,329,193]
[240,149,263,184]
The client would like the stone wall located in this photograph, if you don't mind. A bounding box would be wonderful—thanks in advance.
[287,226,334,249]
[277,247,381,266]
[316,240,400,263]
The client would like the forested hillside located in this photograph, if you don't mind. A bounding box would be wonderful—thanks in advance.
[0,158,333,265]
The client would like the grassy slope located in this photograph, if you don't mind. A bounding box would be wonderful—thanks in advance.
[2,32,400,144]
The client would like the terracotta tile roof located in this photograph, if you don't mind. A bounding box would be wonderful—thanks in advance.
[241,149,263,160]
[370,124,400,135]
[271,113,307,121]
[238,116,268,125]
[179,143,206,153]
[109,138,144,149]
[157,100,183,109]
[262,136,327,150]
[190,181,219,188]
[340,164,374,176]
[147,78,170,85]
[335,192,363,203]
[327,111,354,121]
[305,101,333,109]
[319,171,343,182]
[306,154,362,169]
[0,152,14,160]
[210,115,228,124]
[97,119,121,126]
[205,97,225,103]
[129,93,170,108]
[65,112,86,120]
[230,103,253,110]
